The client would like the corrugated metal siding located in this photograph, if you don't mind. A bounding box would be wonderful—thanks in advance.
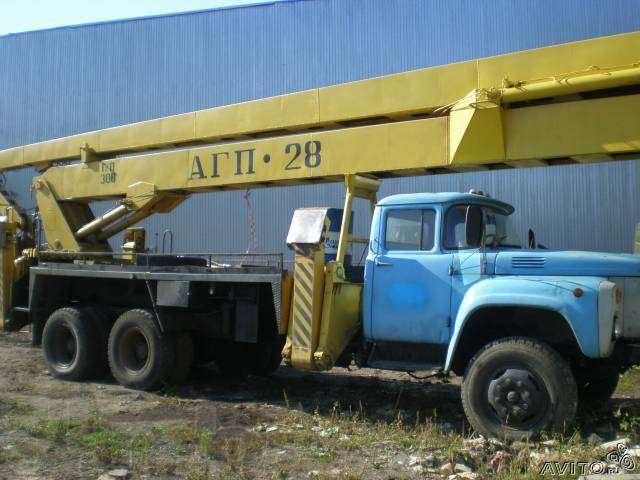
[1,0,639,256]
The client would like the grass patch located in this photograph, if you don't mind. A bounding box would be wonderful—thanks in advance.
[18,413,150,465]
[0,397,34,417]
[617,365,640,396]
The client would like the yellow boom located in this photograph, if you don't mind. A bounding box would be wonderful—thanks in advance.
[0,30,639,253]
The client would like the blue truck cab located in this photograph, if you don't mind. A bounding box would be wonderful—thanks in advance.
[361,191,640,439]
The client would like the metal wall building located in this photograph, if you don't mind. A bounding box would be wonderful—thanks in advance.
[1,0,640,258]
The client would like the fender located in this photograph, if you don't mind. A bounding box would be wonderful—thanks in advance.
[444,275,606,371]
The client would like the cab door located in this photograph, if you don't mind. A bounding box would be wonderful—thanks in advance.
[443,204,497,315]
[370,206,452,346]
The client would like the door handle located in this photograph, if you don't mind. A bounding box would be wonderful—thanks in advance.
[375,259,393,267]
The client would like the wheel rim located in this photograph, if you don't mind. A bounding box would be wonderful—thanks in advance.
[119,327,150,375]
[486,367,550,429]
[50,324,77,369]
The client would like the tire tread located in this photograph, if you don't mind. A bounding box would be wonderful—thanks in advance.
[461,336,578,440]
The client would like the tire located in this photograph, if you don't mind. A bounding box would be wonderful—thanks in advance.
[574,364,620,405]
[108,309,174,390]
[461,337,578,441]
[169,332,194,384]
[42,307,107,381]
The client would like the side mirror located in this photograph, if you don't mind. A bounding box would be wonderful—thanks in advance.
[528,228,537,249]
[465,205,483,247]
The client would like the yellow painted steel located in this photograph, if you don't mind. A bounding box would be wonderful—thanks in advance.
[500,64,640,104]
[313,262,363,370]
[279,271,294,335]
[35,92,640,201]
[286,177,377,371]
[27,83,640,251]
[504,94,640,162]
[289,246,327,370]
[39,118,448,200]
[335,175,380,265]
[311,175,380,370]
[0,193,27,329]
[0,220,17,329]
[0,30,638,171]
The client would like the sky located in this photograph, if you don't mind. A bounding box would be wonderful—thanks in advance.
[0,0,277,36]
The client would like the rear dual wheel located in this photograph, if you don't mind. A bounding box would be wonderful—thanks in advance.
[43,307,110,381]
[108,309,193,390]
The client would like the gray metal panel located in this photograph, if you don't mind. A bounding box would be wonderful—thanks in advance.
[286,208,328,246]
[1,0,640,255]
[157,280,190,307]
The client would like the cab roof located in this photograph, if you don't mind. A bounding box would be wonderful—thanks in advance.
[377,192,515,214]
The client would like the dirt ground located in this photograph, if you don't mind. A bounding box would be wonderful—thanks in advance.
[0,330,638,480]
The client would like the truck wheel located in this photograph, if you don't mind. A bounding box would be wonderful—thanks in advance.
[42,307,106,381]
[574,364,620,405]
[461,337,577,441]
[108,309,174,391]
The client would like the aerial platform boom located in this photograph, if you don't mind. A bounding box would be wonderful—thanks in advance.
[0,31,639,252]
[1,30,639,172]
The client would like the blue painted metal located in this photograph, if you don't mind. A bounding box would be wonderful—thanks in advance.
[379,192,514,213]
[367,203,451,345]
[444,275,604,368]
[365,196,628,367]
[1,0,640,255]
[495,251,640,277]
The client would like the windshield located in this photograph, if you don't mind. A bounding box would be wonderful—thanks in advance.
[483,208,521,248]
[444,204,521,249]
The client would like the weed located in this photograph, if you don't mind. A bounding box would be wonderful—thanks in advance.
[22,418,82,443]
[614,407,640,437]
[163,423,217,456]
[79,429,129,463]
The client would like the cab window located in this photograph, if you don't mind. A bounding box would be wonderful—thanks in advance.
[444,205,476,249]
[385,209,436,251]
[444,204,522,250]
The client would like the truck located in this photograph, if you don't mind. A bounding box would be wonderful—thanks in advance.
[0,30,639,440]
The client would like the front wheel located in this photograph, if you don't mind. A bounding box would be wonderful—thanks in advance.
[461,337,577,441]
